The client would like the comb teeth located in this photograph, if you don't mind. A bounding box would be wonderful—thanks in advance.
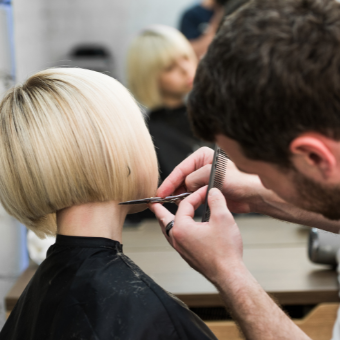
[202,147,228,222]
[213,150,228,190]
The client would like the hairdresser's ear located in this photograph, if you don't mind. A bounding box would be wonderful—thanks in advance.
[289,133,338,181]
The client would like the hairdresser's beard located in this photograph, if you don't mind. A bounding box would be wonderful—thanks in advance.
[293,171,340,221]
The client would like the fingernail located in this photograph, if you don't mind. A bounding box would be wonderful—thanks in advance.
[209,188,219,196]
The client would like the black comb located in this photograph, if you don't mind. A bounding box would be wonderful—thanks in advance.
[201,146,228,222]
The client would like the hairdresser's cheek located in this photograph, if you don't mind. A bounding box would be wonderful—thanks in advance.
[259,176,271,190]
[259,175,288,202]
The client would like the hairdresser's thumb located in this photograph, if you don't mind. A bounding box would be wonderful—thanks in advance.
[208,188,232,225]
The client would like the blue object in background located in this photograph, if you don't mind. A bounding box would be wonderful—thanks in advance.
[0,0,28,273]
[19,225,29,272]
[179,4,214,40]
[0,0,29,329]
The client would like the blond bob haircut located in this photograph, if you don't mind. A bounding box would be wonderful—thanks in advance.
[127,25,197,110]
[0,68,158,238]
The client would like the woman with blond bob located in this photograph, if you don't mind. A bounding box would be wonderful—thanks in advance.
[127,26,201,183]
[127,25,197,110]
[0,68,216,340]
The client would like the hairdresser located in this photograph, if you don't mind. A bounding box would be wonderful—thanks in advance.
[150,0,340,339]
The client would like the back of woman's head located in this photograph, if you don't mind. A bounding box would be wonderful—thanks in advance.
[127,25,196,109]
[0,68,158,238]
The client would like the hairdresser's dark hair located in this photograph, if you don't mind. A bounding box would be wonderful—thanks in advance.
[189,0,340,167]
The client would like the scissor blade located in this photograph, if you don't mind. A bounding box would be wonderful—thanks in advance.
[119,193,191,205]
[118,197,161,205]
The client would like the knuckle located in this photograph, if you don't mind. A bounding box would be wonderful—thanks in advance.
[201,146,210,153]
[201,146,213,154]
[171,226,182,240]
[213,211,228,221]
[185,174,196,187]
[209,195,222,205]
[203,147,214,160]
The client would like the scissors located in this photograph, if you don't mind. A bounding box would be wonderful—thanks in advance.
[119,192,191,205]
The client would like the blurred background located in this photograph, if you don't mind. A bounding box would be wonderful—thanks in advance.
[0,0,214,329]
[13,0,198,84]
[2,0,340,339]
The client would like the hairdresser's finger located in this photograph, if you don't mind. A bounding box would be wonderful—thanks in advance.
[176,186,207,222]
[149,203,175,244]
[157,147,214,198]
[185,164,212,193]
[172,185,188,197]
[173,165,211,197]
[208,188,234,225]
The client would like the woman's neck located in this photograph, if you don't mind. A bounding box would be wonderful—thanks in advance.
[56,201,127,243]
[161,95,185,109]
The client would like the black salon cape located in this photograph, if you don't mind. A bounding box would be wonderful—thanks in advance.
[0,235,217,340]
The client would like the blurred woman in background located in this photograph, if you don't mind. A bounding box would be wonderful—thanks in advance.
[127,25,201,185]
[127,26,203,220]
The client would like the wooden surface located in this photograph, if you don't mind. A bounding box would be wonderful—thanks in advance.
[206,303,340,340]
[6,265,36,312]
[123,216,339,306]
[5,216,340,312]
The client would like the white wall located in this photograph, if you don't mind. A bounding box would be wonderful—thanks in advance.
[13,0,198,83]
[0,3,28,329]
[13,0,48,83]
[0,5,13,96]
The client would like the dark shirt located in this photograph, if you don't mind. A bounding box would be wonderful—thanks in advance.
[0,235,217,340]
[148,105,199,183]
[126,105,200,223]
[180,5,215,40]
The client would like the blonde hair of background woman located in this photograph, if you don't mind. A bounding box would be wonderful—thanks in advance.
[0,68,158,238]
[127,25,197,110]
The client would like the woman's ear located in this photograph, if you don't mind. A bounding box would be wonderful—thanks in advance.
[289,133,337,181]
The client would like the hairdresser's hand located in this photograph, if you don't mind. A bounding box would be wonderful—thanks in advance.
[157,147,264,214]
[151,188,312,340]
[149,187,243,281]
